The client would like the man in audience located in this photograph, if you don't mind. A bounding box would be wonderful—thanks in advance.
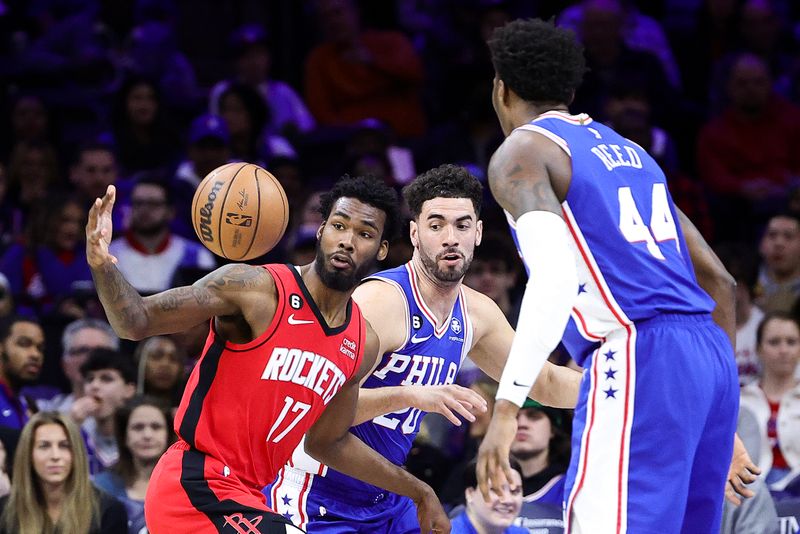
[74,348,136,472]
[451,457,528,533]
[756,212,800,313]
[0,315,44,429]
[40,318,119,414]
[697,54,800,240]
[109,177,216,294]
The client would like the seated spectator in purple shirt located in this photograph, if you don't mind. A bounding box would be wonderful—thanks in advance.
[209,24,315,138]
[0,195,92,317]
[0,316,45,430]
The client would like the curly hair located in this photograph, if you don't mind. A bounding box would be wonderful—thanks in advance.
[403,164,482,219]
[488,18,586,104]
[318,175,400,240]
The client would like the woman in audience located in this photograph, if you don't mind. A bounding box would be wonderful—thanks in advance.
[134,336,187,409]
[93,396,172,534]
[0,411,127,533]
[739,311,800,486]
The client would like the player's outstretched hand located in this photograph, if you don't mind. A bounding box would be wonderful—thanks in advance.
[86,184,118,268]
[409,384,487,426]
[726,434,761,506]
[476,401,518,502]
[413,485,450,534]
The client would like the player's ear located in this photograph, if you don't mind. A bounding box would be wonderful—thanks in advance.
[475,220,483,247]
[316,222,325,241]
[377,240,389,262]
[409,220,419,248]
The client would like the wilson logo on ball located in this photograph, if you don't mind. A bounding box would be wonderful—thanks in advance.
[198,181,225,242]
[225,213,253,227]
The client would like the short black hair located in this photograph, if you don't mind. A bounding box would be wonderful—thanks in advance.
[403,164,483,219]
[463,456,523,489]
[318,175,400,241]
[79,348,136,385]
[0,315,39,343]
[133,171,174,205]
[488,18,586,105]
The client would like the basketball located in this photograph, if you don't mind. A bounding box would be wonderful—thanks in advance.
[191,162,289,261]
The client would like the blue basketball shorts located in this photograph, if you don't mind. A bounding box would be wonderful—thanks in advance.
[563,313,738,534]
[264,466,419,533]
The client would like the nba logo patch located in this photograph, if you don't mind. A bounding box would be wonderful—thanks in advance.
[450,318,462,335]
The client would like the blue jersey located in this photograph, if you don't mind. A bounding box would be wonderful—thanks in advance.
[271,261,473,503]
[505,111,714,366]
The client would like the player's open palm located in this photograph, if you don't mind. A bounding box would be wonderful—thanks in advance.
[411,384,487,426]
[414,486,450,534]
[86,185,118,268]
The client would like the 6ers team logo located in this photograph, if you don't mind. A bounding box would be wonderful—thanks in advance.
[450,318,462,335]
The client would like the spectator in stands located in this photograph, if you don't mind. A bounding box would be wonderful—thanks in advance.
[109,178,216,294]
[440,376,498,507]
[756,212,800,313]
[738,0,794,92]
[69,141,129,235]
[6,95,51,155]
[110,77,180,175]
[70,141,119,209]
[716,242,765,385]
[570,0,676,126]
[511,400,570,507]
[93,396,172,534]
[217,83,271,164]
[134,336,185,409]
[305,0,426,138]
[451,457,527,533]
[209,24,315,137]
[124,21,198,111]
[739,312,800,486]
[7,141,60,213]
[697,54,800,240]
[464,233,520,325]
[171,113,233,238]
[0,276,12,320]
[0,411,127,533]
[0,316,44,429]
[42,319,119,415]
[558,0,682,88]
[75,349,136,473]
[0,195,92,317]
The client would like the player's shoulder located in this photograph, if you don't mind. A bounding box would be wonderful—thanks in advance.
[353,276,408,309]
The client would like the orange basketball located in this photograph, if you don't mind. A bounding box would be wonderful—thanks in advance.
[191,162,289,261]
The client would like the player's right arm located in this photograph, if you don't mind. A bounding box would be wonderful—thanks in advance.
[350,280,486,426]
[86,185,274,340]
[305,322,450,534]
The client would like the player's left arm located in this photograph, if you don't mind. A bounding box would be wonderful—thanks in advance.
[305,323,450,534]
[677,209,761,504]
[466,289,581,409]
[477,131,578,501]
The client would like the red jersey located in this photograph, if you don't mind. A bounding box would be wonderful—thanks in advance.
[173,263,365,490]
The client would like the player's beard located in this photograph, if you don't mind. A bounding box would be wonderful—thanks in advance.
[418,243,473,283]
[314,246,374,292]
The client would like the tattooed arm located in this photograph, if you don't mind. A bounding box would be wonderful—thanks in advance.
[676,209,736,346]
[487,129,570,219]
[86,185,276,340]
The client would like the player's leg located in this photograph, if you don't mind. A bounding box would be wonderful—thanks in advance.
[266,467,360,534]
[680,325,738,533]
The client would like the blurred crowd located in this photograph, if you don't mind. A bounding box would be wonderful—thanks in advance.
[0,0,800,532]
